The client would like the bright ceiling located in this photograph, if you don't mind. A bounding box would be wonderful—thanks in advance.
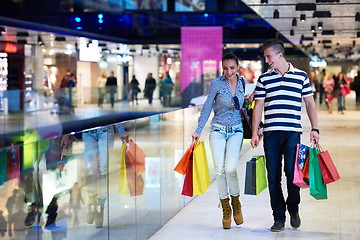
[242,0,360,61]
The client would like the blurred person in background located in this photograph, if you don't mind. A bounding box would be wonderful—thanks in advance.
[144,73,156,105]
[97,71,107,108]
[130,75,140,106]
[351,71,360,106]
[318,69,326,105]
[309,71,320,104]
[323,73,335,114]
[337,72,349,114]
[106,71,118,108]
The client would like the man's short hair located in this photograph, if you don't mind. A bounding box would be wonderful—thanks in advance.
[260,39,285,54]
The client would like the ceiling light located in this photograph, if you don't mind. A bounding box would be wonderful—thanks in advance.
[16,32,29,37]
[313,11,332,18]
[261,0,268,3]
[311,26,316,33]
[0,27,5,32]
[313,32,317,37]
[17,39,27,44]
[292,18,297,27]
[322,30,334,35]
[55,36,66,41]
[300,14,306,22]
[295,3,316,11]
[290,29,294,36]
[318,22,323,29]
[273,10,279,19]
[316,0,339,2]
[356,12,360,22]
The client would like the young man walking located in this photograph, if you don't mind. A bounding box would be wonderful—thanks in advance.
[250,39,320,232]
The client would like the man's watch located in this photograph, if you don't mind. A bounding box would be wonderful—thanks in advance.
[311,128,320,134]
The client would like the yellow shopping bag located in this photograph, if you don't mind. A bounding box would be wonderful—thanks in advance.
[118,142,129,195]
[192,141,211,195]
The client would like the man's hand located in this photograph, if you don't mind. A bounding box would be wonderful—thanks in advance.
[310,131,320,143]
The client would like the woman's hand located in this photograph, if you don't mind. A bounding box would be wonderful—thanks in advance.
[119,132,129,142]
[250,134,259,148]
[245,91,255,104]
[61,135,73,148]
[192,133,200,142]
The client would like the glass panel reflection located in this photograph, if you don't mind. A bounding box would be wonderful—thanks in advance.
[0,105,212,239]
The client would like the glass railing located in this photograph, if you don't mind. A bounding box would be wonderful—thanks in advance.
[0,86,184,147]
[0,106,215,240]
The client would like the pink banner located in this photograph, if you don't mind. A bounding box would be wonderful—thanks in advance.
[181,27,223,93]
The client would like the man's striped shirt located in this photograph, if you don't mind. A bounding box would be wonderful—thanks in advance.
[254,63,313,133]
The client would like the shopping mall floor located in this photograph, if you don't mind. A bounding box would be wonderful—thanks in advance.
[150,93,360,240]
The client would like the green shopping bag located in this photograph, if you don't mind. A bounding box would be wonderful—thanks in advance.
[309,146,328,200]
[244,155,267,195]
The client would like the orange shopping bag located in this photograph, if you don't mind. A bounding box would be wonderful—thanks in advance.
[174,142,195,175]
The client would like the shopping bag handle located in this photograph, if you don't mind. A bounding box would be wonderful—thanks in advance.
[314,142,324,151]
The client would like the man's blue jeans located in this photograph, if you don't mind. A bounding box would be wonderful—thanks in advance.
[263,131,301,223]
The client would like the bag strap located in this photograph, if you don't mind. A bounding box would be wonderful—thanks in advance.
[240,76,246,108]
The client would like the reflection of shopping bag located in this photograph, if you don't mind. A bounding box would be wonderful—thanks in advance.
[126,158,144,197]
[174,142,195,175]
[317,144,340,184]
[293,144,310,188]
[244,155,267,195]
[0,149,7,185]
[309,146,327,200]
[192,141,210,195]
[119,143,129,195]
[126,139,146,174]
[119,141,145,196]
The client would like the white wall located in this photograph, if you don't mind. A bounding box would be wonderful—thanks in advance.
[133,54,159,98]
[76,61,99,104]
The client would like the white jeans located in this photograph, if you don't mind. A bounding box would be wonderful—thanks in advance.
[209,123,243,199]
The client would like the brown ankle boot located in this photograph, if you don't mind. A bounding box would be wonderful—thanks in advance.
[230,195,244,225]
[220,198,232,229]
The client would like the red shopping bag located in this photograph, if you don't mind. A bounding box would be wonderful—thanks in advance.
[317,144,340,184]
[126,139,146,174]
[181,151,194,197]
[174,142,195,175]
[293,144,310,188]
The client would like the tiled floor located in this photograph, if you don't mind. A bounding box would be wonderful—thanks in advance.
[149,92,360,240]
